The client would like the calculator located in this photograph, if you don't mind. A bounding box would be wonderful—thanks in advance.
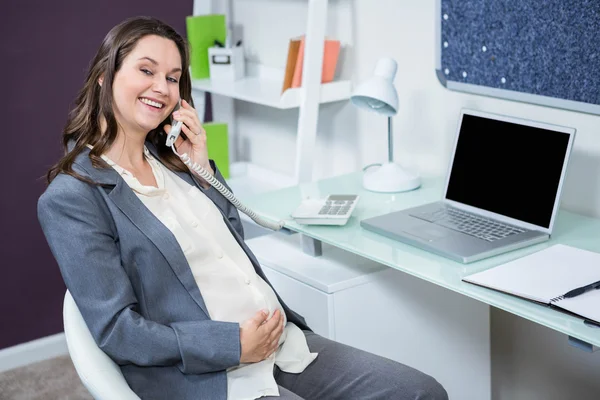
[291,195,360,226]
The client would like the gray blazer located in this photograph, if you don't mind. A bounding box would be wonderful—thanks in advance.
[38,143,309,400]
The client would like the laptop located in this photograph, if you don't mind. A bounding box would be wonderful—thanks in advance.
[360,109,576,263]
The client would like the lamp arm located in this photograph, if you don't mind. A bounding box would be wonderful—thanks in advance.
[388,116,394,163]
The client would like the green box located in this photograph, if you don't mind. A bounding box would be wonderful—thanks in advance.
[204,122,229,179]
[186,15,226,79]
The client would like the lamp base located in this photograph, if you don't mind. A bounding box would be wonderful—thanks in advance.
[363,162,421,193]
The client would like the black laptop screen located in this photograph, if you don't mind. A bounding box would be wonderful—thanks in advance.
[445,114,571,229]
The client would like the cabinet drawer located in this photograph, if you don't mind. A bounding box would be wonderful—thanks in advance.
[261,265,333,339]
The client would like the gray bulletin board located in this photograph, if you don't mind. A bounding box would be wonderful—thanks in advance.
[435,0,600,115]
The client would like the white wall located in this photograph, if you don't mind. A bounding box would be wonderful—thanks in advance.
[198,0,600,398]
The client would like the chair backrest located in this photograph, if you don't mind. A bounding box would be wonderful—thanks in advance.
[63,290,140,400]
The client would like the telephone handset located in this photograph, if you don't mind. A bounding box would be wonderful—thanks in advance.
[165,101,184,148]
[166,101,284,231]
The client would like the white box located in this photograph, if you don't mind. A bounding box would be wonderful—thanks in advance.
[208,46,245,81]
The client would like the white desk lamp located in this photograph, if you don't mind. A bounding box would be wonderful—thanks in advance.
[351,58,421,193]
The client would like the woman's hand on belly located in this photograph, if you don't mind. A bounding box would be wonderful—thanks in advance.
[239,309,285,364]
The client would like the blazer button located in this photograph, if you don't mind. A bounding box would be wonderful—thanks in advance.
[191,220,199,228]
[163,192,170,200]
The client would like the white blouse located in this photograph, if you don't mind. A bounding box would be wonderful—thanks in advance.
[98,146,317,399]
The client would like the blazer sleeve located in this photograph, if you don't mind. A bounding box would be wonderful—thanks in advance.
[195,159,245,239]
[38,179,241,375]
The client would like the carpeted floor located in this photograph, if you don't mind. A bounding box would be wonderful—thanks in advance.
[0,355,92,400]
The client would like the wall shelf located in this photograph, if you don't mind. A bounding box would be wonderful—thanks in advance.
[192,77,351,109]
[198,0,343,184]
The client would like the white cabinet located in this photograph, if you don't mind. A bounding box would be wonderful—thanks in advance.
[246,232,492,400]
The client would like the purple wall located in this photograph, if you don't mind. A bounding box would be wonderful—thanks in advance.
[0,0,193,350]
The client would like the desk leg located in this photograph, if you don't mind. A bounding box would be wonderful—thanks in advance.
[301,235,322,257]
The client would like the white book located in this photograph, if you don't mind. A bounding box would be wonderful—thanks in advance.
[463,244,600,325]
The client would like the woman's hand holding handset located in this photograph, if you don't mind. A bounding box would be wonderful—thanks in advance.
[164,99,214,186]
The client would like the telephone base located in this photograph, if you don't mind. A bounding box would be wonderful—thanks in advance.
[291,195,359,226]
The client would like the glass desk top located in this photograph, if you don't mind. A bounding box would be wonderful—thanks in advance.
[241,172,600,348]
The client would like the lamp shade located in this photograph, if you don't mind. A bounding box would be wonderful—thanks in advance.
[350,58,399,116]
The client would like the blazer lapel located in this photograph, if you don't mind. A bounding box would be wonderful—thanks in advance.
[73,145,210,317]
[107,181,210,317]
[111,143,307,328]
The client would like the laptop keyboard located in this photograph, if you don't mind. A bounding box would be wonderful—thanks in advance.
[411,206,526,242]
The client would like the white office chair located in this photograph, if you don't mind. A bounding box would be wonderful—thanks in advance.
[63,290,140,400]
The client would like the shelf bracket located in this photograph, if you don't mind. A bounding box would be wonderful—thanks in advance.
[295,0,329,184]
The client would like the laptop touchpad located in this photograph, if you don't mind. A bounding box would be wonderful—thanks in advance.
[404,225,450,242]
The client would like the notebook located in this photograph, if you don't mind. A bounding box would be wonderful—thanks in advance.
[462,244,600,325]
[186,15,227,79]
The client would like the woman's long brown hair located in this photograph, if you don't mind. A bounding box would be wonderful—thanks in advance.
[47,16,193,185]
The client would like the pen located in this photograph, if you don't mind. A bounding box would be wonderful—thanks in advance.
[563,280,600,299]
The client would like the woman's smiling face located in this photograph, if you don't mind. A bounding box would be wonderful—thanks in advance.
[111,34,182,136]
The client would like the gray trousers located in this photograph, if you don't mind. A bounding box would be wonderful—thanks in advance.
[268,331,448,400]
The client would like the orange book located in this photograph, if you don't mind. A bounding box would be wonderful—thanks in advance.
[282,38,303,94]
[282,35,340,91]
